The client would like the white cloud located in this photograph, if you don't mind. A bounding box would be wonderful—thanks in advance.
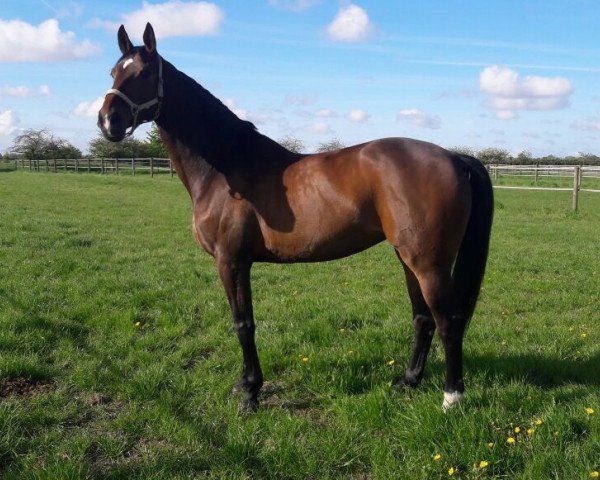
[0,110,18,136]
[0,19,98,62]
[345,109,369,123]
[496,110,517,120]
[0,85,51,97]
[314,108,337,118]
[268,0,322,12]
[222,98,271,125]
[119,1,224,39]
[480,65,572,119]
[571,117,600,132]
[396,108,441,129]
[74,97,104,118]
[285,94,317,106]
[326,4,375,42]
[307,122,333,135]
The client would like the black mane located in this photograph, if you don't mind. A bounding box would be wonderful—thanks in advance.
[156,58,263,170]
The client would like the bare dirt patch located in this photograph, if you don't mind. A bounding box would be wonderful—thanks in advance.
[0,377,56,398]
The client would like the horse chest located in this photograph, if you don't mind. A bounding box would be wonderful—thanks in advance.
[192,211,218,257]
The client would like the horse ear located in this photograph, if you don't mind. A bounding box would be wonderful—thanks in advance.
[143,23,157,54]
[118,25,133,55]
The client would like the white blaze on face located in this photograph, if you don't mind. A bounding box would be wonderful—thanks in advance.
[123,58,134,70]
[103,114,112,132]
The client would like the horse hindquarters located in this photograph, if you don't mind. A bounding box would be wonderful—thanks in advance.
[379,152,492,410]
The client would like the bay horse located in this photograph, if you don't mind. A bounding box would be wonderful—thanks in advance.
[99,24,493,412]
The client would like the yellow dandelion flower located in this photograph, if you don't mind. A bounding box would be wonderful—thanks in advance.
[553,431,560,437]
[433,453,442,461]
[535,419,543,426]
[339,328,346,333]
[134,321,141,328]
[590,471,599,478]
[585,407,595,415]
[348,350,354,354]
[448,467,456,476]
[479,460,489,469]
[514,426,521,434]
[387,359,395,366]
[527,428,535,436]
[302,357,309,362]
[507,437,516,444]
[487,442,494,448]
[581,332,588,338]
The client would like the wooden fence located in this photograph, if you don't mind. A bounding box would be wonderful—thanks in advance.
[488,165,600,211]
[7,157,173,177]
[3,159,599,211]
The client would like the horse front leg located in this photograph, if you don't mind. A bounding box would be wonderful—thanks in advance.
[216,259,263,412]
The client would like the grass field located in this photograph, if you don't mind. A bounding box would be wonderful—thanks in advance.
[0,170,598,479]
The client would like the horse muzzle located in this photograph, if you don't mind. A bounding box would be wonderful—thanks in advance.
[98,108,128,142]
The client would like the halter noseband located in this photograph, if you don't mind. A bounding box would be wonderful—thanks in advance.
[105,56,164,136]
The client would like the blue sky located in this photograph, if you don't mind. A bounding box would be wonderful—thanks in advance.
[1,0,599,155]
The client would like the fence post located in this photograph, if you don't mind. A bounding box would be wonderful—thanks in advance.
[101,157,104,174]
[115,158,119,175]
[150,157,154,178]
[53,158,56,173]
[170,160,174,178]
[534,163,539,184]
[88,158,91,173]
[132,158,135,176]
[45,159,49,172]
[75,158,79,173]
[29,159,32,171]
[494,163,498,180]
[572,166,580,211]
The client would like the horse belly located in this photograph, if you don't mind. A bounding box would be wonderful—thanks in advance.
[259,210,385,262]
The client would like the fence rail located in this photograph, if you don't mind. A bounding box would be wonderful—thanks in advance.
[488,164,600,210]
[4,157,173,177]
[3,159,598,210]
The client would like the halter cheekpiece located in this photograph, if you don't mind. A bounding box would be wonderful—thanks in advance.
[105,55,164,136]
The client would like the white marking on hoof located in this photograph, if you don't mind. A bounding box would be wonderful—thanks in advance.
[442,391,464,412]
[123,58,134,69]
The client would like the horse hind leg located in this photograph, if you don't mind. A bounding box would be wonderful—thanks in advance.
[413,268,467,411]
[393,255,436,390]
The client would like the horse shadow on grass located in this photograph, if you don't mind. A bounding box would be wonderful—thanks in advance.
[465,350,600,388]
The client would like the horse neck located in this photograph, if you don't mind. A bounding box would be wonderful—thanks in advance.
[155,59,298,200]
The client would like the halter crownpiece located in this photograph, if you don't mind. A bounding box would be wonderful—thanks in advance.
[104,55,164,136]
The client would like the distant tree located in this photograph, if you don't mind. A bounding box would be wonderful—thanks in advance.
[278,135,304,153]
[88,134,149,158]
[573,152,600,165]
[477,147,510,164]
[514,150,533,164]
[145,123,168,157]
[10,129,51,159]
[9,129,81,159]
[316,138,345,153]
[449,146,476,157]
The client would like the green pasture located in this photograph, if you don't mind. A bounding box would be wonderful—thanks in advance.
[0,170,598,479]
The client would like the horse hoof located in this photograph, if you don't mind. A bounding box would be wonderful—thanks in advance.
[239,397,259,413]
[229,378,247,398]
[392,376,419,391]
[442,391,464,412]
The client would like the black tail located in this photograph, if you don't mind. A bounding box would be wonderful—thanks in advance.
[452,155,494,323]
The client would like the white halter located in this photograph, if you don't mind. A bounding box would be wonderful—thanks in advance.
[105,56,164,136]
